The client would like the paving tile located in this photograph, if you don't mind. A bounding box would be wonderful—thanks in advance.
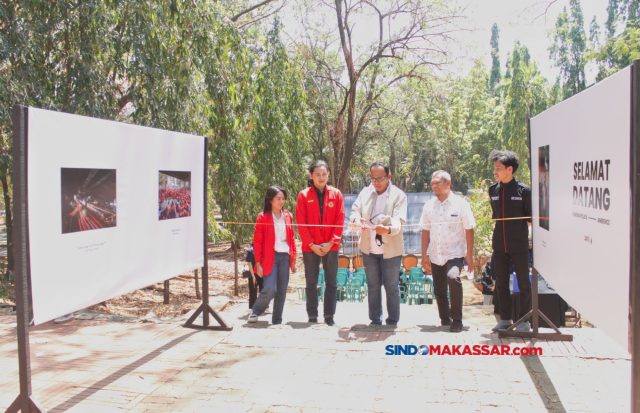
[0,302,633,412]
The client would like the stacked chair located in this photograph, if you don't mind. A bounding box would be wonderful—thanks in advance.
[296,255,370,303]
[401,254,435,305]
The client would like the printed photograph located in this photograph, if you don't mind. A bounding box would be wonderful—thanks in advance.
[539,145,550,231]
[159,171,191,220]
[61,168,117,234]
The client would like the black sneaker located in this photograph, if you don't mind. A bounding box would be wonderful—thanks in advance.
[369,321,382,327]
[308,318,318,323]
[450,320,463,333]
[441,318,452,326]
[324,317,335,326]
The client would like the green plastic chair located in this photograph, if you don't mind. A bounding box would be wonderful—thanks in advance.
[351,272,365,287]
[297,286,307,302]
[407,283,425,305]
[409,267,425,283]
[317,269,325,302]
[418,278,435,304]
[400,272,408,283]
[355,268,368,295]
[399,284,408,304]
[345,284,364,302]
[336,269,349,301]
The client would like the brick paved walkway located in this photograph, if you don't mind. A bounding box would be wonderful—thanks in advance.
[0,301,631,412]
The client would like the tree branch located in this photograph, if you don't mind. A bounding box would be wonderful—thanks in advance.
[238,2,287,30]
[231,0,278,22]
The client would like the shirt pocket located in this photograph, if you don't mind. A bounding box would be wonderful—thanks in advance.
[448,210,461,232]
[508,196,523,217]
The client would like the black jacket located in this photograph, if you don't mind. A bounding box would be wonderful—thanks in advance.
[489,179,532,253]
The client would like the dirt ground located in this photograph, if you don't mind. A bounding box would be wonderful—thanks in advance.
[86,240,485,318]
[0,240,485,318]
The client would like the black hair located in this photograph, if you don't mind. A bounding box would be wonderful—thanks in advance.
[370,161,390,175]
[488,150,520,174]
[263,186,287,213]
[307,160,329,187]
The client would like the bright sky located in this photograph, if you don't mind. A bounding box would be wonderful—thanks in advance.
[279,0,610,84]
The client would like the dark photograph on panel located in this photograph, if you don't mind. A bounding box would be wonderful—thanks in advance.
[61,168,117,234]
[159,171,191,220]
[539,145,550,231]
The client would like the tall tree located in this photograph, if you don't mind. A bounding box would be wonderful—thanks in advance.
[549,0,587,99]
[591,0,640,80]
[501,42,548,183]
[489,23,502,93]
[295,0,461,192]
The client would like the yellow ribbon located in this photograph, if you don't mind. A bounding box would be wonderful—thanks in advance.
[208,216,539,228]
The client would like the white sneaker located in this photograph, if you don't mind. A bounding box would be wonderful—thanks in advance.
[515,321,531,332]
[54,313,74,324]
[248,314,258,323]
[491,320,512,332]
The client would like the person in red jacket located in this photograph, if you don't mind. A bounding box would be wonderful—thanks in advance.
[296,160,345,326]
[248,186,297,324]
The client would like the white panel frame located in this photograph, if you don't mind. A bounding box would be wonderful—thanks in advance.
[27,108,204,325]
[530,67,631,350]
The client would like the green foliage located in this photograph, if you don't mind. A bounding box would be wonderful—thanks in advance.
[467,180,493,261]
[490,23,502,93]
[2,0,640,258]
[590,0,640,80]
[549,1,587,99]
[501,42,549,184]
[0,260,10,302]
[1,1,310,247]
[210,20,310,243]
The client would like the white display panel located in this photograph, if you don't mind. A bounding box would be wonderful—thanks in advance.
[531,67,631,350]
[27,108,205,325]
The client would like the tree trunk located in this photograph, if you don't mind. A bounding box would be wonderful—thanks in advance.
[163,280,170,304]
[389,140,397,179]
[336,89,358,192]
[1,176,13,274]
[233,241,239,296]
[194,269,201,300]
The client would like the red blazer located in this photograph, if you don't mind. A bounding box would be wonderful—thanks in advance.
[253,210,296,276]
[295,185,345,253]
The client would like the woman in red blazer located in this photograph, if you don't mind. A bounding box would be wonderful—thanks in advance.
[249,186,297,324]
[295,160,344,326]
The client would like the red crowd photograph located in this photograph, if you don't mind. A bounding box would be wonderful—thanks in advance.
[158,170,191,220]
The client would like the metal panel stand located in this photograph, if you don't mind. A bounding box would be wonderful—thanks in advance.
[629,59,640,413]
[499,267,573,341]
[184,137,232,332]
[6,106,45,412]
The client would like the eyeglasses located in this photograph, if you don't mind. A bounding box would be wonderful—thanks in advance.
[369,175,387,183]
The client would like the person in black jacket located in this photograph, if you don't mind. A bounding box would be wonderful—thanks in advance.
[245,244,264,310]
[488,150,532,332]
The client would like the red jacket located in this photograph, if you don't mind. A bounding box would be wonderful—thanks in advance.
[253,210,297,276]
[296,185,345,252]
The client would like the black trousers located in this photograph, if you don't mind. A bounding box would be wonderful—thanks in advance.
[248,275,264,310]
[493,250,531,321]
[431,257,464,322]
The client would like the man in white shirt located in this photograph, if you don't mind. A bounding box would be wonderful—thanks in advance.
[350,162,407,326]
[420,171,475,333]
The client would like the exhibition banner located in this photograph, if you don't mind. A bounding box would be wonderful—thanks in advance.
[27,108,205,325]
[531,67,631,349]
